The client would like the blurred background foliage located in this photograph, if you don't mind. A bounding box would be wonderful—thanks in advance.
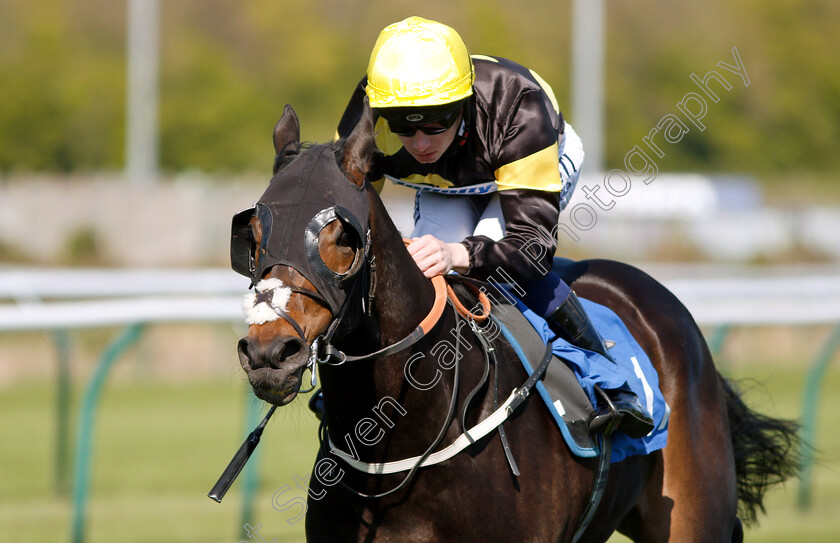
[1,0,838,178]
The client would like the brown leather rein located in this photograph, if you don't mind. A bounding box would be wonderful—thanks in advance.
[316,265,491,365]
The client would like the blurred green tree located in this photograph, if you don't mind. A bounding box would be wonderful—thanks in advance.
[0,0,837,177]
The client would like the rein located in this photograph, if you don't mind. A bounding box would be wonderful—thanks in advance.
[317,274,448,365]
[314,238,489,366]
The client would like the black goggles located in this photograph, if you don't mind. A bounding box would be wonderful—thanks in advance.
[387,108,462,137]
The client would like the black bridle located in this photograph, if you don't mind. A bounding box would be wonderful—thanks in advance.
[241,205,375,392]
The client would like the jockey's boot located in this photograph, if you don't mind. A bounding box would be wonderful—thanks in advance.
[308,389,324,421]
[587,386,655,439]
[547,290,616,362]
[547,292,655,438]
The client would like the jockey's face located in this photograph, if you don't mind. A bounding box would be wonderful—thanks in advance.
[395,113,461,164]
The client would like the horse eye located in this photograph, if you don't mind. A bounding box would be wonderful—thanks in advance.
[338,230,352,247]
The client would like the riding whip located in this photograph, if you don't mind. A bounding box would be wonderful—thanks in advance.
[208,405,276,503]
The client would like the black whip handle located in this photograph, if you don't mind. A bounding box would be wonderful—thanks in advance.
[208,405,276,503]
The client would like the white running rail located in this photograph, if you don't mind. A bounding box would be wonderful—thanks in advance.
[1,267,839,332]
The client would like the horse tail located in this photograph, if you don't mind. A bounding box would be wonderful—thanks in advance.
[719,375,802,526]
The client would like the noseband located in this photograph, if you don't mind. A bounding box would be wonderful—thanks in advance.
[244,256,451,384]
[243,278,330,339]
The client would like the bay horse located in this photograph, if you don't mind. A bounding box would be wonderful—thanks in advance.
[230,104,800,542]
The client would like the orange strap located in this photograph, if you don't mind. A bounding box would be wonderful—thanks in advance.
[418,275,449,333]
[403,238,491,326]
[446,281,491,322]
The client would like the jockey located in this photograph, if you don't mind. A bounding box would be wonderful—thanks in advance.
[335,16,653,439]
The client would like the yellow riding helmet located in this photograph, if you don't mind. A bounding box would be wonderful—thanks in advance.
[365,17,474,111]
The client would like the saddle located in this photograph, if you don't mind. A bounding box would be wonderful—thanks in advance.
[490,296,600,456]
[447,277,669,462]
[445,279,598,456]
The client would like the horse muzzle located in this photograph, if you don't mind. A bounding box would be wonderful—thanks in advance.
[237,335,310,405]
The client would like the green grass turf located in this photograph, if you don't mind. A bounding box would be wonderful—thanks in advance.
[610,360,840,542]
[0,377,319,543]
[1,359,837,542]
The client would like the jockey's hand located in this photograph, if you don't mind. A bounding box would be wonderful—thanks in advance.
[407,235,470,278]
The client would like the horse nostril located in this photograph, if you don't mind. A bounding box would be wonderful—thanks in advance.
[267,337,305,368]
[237,338,253,368]
[239,336,307,371]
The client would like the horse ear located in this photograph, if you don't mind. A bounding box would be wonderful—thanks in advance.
[339,100,376,187]
[273,104,300,156]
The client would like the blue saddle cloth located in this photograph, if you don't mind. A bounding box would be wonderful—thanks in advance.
[508,295,670,463]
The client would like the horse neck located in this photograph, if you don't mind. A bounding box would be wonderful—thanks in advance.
[366,188,436,344]
[319,188,459,442]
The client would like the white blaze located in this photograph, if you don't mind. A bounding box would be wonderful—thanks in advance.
[242,278,292,325]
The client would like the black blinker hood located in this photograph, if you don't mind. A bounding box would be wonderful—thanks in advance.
[230,145,370,317]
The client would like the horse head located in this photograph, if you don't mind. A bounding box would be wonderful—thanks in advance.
[230,104,377,405]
